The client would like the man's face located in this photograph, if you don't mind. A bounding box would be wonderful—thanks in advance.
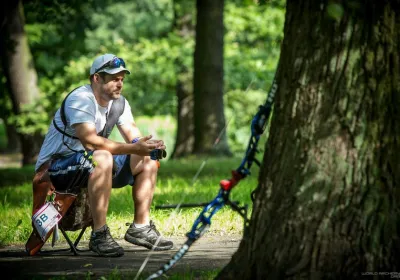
[96,71,126,101]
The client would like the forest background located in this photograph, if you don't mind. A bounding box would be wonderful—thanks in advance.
[0,0,285,161]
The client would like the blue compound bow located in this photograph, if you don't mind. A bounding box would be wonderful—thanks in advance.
[146,78,278,280]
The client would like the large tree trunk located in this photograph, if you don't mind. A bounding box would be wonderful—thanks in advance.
[219,1,400,279]
[0,0,42,165]
[5,122,21,152]
[171,65,195,158]
[193,0,231,156]
[171,3,195,159]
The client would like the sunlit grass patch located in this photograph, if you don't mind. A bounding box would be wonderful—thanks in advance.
[0,156,258,245]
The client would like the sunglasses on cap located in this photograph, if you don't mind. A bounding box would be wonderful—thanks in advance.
[95,57,126,73]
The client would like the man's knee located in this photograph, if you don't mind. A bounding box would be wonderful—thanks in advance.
[143,157,159,173]
[92,150,114,171]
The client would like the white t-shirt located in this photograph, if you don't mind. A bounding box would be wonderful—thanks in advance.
[35,85,134,171]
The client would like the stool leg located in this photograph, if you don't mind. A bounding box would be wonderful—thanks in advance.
[60,227,79,255]
[74,226,91,252]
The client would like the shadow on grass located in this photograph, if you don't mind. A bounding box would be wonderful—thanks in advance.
[0,165,35,188]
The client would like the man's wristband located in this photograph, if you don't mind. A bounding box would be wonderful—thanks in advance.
[132,137,140,144]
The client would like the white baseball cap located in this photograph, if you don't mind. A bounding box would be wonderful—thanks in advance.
[89,53,131,75]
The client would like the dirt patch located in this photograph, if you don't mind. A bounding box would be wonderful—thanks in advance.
[0,236,241,279]
[0,152,22,168]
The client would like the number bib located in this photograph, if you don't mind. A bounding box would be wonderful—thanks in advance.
[32,202,62,241]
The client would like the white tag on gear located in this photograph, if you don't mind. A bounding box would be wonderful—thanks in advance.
[32,202,62,241]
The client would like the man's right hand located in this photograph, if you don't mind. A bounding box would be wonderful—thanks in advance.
[133,135,166,156]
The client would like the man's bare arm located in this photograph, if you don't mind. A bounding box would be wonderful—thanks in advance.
[118,121,166,150]
[117,120,142,143]
[74,122,158,155]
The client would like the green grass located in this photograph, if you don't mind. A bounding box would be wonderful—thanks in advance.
[0,157,258,247]
[0,165,35,187]
[0,115,259,247]
[0,118,256,279]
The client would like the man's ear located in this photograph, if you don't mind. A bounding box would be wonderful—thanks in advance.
[94,73,107,83]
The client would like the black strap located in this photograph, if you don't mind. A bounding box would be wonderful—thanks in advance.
[52,86,81,140]
[53,118,79,139]
[60,87,81,128]
[97,96,125,138]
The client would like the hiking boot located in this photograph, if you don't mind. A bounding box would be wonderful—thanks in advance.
[89,225,124,257]
[124,221,174,251]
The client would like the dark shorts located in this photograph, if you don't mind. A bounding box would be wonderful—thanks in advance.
[48,151,134,193]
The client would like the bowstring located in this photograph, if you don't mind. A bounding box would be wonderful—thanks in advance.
[133,121,228,280]
[133,78,255,280]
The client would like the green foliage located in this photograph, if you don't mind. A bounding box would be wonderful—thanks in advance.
[2,0,285,152]
[7,97,52,135]
[327,3,344,20]
[224,2,283,151]
[85,1,174,51]
[24,23,64,76]
[224,2,283,90]
[116,35,190,116]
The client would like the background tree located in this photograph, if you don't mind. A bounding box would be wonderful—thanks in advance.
[0,0,42,165]
[0,77,20,152]
[170,0,196,158]
[219,0,400,278]
[193,0,231,156]
[0,0,285,162]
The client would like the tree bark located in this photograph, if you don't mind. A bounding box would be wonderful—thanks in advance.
[193,0,231,156]
[219,0,400,279]
[171,3,195,159]
[5,123,20,152]
[171,66,195,158]
[0,0,42,165]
